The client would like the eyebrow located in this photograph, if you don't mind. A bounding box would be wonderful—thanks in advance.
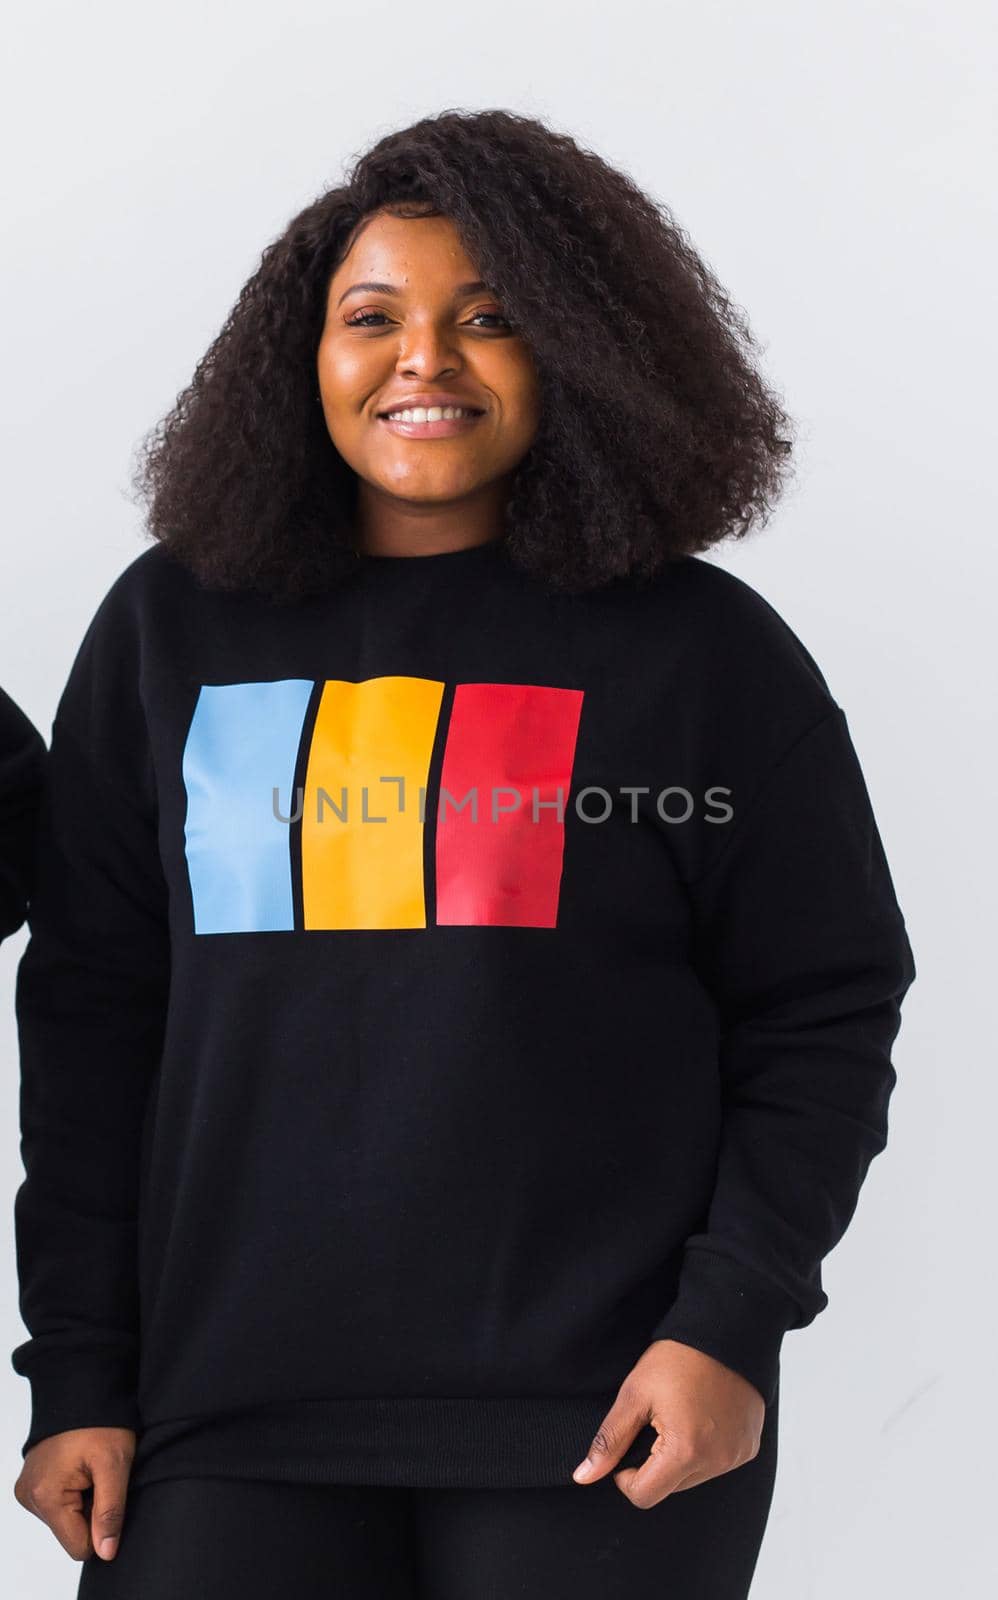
[336,279,491,308]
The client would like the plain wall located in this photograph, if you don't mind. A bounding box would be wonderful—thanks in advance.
[2,1,992,1593]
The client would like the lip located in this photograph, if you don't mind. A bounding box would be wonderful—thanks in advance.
[375,393,486,417]
[378,412,485,439]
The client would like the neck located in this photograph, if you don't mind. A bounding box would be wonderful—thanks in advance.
[352,478,509,558]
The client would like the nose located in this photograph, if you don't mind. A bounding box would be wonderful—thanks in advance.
[394,318,461,380]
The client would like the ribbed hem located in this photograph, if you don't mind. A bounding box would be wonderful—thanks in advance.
[128,1395,660,1490]
[647,1247,798,1408]
[11,1348,142,1458]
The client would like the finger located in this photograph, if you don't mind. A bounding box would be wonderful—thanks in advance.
[572,1391,648,1484]
[612,1434,701,1509]
[668,1465,717,1492]
[89,1450,132,1561]
[35,1479,95,1563]
[656,1443,757,1496]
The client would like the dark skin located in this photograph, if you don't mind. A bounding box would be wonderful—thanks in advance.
[317,207,543,557]
[13,209,764,1564]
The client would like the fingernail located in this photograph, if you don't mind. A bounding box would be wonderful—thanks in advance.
[98,1537,117,1559]
[572,1459,595,1481]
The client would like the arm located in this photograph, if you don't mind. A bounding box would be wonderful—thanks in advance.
[648,704,916,1406]
[9,601,170,1457]
[0,686,47,942]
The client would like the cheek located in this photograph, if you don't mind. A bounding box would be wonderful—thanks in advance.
[318,340,373,413]
[505,375,543,451]
[494,352,542,429]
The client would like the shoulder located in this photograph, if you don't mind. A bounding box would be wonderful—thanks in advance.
[650,554,839,711]
[92,541,195,618]
[0,684,45,753]
[54,543,199,734]
[613,555,842,802]
[68,543,201,669]
[668,556,826,663]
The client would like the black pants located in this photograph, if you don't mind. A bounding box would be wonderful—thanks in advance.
[77,1394,779,1600]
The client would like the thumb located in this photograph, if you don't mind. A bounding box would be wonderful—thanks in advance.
[572,1388,648,1484]
[89,1449,132,1561]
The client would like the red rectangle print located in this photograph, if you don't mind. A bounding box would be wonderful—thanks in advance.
[435,682,584,928]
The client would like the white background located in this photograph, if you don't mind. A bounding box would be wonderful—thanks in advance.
[1,1,992,1593]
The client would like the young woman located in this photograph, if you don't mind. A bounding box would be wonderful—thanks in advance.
[11,109,916,1599]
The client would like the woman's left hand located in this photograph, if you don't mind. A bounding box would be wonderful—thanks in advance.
[571,1339,766,1509]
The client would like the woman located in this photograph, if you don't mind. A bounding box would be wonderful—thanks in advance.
[10,109,915,1598]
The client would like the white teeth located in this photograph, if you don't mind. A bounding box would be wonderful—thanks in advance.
[383,406,479,422]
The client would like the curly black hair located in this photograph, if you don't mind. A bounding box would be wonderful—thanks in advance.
[130,107,796,605]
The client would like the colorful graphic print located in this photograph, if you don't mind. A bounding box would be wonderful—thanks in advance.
[181,677,585,934]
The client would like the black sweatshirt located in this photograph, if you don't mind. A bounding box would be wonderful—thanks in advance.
[0,687,46,943]
[10,538,916,1488]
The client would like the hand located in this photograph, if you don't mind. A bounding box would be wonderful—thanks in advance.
[13,1427,137,1561]
[572,1339,766,1509]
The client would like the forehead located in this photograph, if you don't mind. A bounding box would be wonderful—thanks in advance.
[329,210,478,290]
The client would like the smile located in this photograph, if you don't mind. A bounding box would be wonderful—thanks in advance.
[377,408,485,439]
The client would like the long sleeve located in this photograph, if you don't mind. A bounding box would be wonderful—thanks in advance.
[0,686,47,942]
[9,594,171,1456]
[649,702,916,1406]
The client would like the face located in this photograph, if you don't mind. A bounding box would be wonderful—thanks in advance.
[317,210,541,508]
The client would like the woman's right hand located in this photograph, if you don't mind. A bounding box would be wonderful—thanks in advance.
[13,1427,136,1562]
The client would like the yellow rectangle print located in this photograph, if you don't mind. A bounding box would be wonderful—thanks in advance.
[301,676,445,929]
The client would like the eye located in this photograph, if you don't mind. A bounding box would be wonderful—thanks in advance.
[468,311,513,329]
[343,309,513,330]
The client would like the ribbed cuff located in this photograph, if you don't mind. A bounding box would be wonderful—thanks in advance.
[11,1346,142,1457]
[647,1247,799,1407]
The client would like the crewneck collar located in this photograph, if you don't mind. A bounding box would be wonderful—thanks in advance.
[351,537,511,590]
[355,536,506,570]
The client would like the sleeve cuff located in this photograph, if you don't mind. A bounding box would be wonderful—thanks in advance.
[647,1247,801,1407]
[11,1342,141,1457]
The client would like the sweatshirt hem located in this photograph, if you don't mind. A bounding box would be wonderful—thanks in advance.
[128,1395,659,1490]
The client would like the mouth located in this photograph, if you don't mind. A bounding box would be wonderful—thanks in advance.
[375,404,486,439]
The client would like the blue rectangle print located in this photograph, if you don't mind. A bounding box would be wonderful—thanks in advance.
[182,680,314,933]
